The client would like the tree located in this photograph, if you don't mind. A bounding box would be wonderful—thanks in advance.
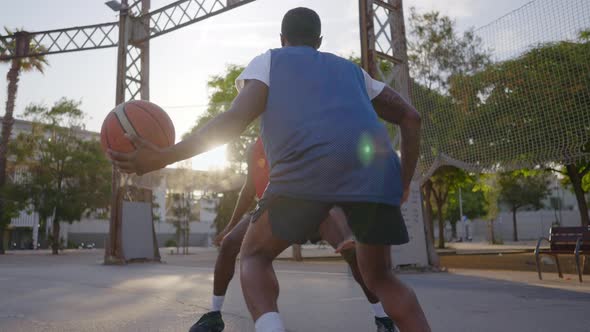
[421,179,440,266]
[0,181,29,250]
[408,8,490,92]
[551,162,590,227]
[498,170,551,242]
[0,28,48,254]
[450,31,590,226]
[292,244,303,262]
[10,99,111,254]
[185,65,258,171]
[429,166,468,248]
[407,8,491,176]
[474,174,502,244]
[168,192,196,254]
[407,9,490,250]
[445,175,487,239]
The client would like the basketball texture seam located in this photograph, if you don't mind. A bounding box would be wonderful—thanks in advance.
[113,102,139,137]
[132,102,173,146]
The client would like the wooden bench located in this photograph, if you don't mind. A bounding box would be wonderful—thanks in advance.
[535,226,590,282]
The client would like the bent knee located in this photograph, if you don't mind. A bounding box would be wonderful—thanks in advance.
[219,235,242,258]
[239,252,273,277]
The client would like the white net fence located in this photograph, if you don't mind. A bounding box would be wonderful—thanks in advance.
[413,0,590,178]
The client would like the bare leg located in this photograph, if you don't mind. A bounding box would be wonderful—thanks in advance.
[240,211,290,321]
[213,215,250,296]
[318,207,379,304]
[324,206,355,253]
[356,243,431,332]
[340,249,381,304]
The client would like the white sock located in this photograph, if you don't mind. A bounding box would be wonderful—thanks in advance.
[211,295,225,312]
[371,302,388,318]
[254,312,286,332]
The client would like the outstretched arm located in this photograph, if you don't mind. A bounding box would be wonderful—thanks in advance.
[372,86,422,202]
[110,79,268,175]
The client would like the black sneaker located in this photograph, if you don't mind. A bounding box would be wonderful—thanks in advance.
[189,311,225,332]
[375,316,397,332]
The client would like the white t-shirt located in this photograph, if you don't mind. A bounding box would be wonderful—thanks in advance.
[235,49,386,100]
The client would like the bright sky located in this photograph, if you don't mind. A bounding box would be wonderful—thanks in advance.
[0,0,530,169]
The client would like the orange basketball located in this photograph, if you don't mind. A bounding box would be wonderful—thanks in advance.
[100,100,175,155]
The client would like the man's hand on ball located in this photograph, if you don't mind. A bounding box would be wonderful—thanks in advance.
[108,134,169,175]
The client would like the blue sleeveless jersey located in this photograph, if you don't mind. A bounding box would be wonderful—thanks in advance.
[261,46,402,206]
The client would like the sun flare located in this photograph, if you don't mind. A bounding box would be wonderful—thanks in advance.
[190,145,229,171]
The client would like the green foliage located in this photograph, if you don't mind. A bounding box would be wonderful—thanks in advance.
[445,175,488,224]
[498,169,551,212]
[406,9,490,172]
[0,182,29,224]
[429,166,471,247]
[185,65,258,171]
[23,98,83,126]
[559,162,590,193]
[164,239,177,247]
[430,166,469,212]
[1,27,49,72]
[449,35,590,168]
[10,99,112,225]
[413,82,456,167]
[213,190,240,234]
[1,27,49,249]
[474,174,502,221]
[408,8,490,92]
[169,193,197,221]
[167,192,198,249]
[498,169,551,240]
[473,173,503,243]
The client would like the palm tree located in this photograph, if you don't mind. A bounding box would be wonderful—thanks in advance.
[0,28,48,254]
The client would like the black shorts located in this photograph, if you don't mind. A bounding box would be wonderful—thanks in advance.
[250,195,409,245]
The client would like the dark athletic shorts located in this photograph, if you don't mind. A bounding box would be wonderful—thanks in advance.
[250,195,409,245]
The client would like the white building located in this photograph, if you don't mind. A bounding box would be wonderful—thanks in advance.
[2,118,244,250]
[61,168,244,249]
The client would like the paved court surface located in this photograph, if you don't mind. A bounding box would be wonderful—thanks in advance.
[0,250,589,332]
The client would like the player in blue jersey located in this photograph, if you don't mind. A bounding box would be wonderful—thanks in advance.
[189,138,396,332]
[110,7,430,332]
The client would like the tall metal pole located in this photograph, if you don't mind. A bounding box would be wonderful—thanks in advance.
[459,187,464,240]
[359,0,437,267]
[115,1,130,105]
[389,0,411,101]
[106,0,130,264]
[139,0,150,100]
[359,0,376,76]
[459,187,464,222]
[106,0,153,263]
